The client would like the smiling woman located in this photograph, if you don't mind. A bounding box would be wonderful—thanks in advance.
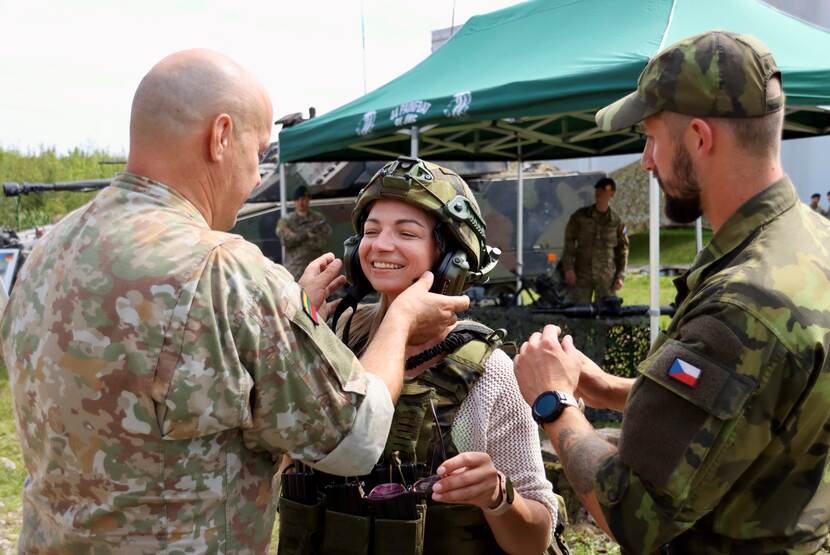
[358,199,440,303]
[278,157,567,555]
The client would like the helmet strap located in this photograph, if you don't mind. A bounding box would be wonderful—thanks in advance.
[331,285,364,347]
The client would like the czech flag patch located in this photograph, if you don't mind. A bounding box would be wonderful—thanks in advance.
[301,289,319,325]
[668,357,701,387]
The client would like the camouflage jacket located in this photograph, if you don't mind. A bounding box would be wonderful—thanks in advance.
[595,178,830,554]
[0,173,393,554]
[561,205,628,284]
[275,209,332,279]
[810,204,830,219]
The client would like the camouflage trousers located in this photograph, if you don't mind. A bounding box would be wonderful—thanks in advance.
[568,277,614,304]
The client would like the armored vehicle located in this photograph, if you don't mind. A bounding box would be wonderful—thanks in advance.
[4,159,606,296]
[233,162,604,296]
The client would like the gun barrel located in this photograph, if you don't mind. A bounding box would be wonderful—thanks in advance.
[3,178,111,197]
[531,304,676,318]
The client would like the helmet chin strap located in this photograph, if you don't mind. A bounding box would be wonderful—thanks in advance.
[330,285,366,348]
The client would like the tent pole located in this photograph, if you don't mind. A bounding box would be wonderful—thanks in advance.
[516,141,524,303]
[279,162,288,264]
[649,171,661,344]
[695,217,703,252]
[410,127,419,157]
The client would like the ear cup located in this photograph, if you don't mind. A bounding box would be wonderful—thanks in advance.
[343,234,373,297]
[431,249,470,295]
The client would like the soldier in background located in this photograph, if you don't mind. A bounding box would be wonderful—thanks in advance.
[276,185,332,279]
[514,31,830,553]
[808,192,825,215]
[560,177,628,304]
[0,49,468,553]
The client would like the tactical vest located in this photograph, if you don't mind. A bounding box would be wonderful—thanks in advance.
[277,323,511,555]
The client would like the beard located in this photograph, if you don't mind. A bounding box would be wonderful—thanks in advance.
[655,142,702,224]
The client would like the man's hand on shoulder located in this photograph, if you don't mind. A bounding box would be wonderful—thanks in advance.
[298,252,347,320]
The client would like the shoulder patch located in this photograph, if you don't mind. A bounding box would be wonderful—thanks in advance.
[667,357,701,387]
[300,289,319,325]
[640,338,755,419]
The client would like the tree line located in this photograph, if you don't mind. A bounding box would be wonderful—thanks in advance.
[0,148,124,230]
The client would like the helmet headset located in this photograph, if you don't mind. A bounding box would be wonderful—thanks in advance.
[333,157,500,339]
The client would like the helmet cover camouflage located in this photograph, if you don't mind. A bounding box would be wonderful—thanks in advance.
[353,157,489,271]
[596,31,783,131]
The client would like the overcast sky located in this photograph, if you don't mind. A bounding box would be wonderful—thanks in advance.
[1,0,518,155]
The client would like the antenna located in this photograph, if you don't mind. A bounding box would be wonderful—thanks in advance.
[361,0,368,94]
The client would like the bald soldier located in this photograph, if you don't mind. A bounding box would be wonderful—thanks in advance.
[514,32,830,553]
[0,50,468,553]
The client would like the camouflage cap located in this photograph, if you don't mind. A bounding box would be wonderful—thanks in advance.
[353,156,489,270]
[596,31,783,132]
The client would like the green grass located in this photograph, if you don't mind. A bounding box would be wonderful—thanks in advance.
[0,369,25,514]
[628,227,713,267]
[616,273,677,307]
[616,273,676,330]
[563,523,621,555]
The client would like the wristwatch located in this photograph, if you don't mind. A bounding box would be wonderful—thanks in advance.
[484,470,514,516]
[531,391,579,425]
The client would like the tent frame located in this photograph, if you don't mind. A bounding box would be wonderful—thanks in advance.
[277,101,830,337]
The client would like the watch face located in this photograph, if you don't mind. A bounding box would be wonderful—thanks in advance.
[532,391,561,422]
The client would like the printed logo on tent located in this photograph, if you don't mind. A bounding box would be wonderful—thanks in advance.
[390,100,431,127]
[356,110,377,136]
[444,91,472,118]
[667,357,702,387]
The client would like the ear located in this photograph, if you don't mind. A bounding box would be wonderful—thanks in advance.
[209,113,233,162]
[688,118,714,158]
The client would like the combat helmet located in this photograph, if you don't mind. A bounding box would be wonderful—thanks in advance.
[352,157,497,275]
[335,157,500,336]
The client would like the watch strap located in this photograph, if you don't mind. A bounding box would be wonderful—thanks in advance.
[532,390,580,424]
[557,391,579,408]
[483,470,513,516]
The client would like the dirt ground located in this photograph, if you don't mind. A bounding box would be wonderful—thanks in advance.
[0,509,20,555]
[0,503,617,554]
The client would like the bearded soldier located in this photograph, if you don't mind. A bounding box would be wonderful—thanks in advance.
[515,31,830,553]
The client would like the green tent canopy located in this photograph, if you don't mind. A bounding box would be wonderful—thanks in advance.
[279,0,830,163]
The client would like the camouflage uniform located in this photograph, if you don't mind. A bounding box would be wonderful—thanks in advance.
[594,178,830,554]
[0,172,393,554]
[276,209,332,280]
[810,203,829,219]
[594,32,830,554]
[561,205,628,304]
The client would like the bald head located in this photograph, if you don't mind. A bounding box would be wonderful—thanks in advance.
[130,49,269,146]
[126,49,273,231]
